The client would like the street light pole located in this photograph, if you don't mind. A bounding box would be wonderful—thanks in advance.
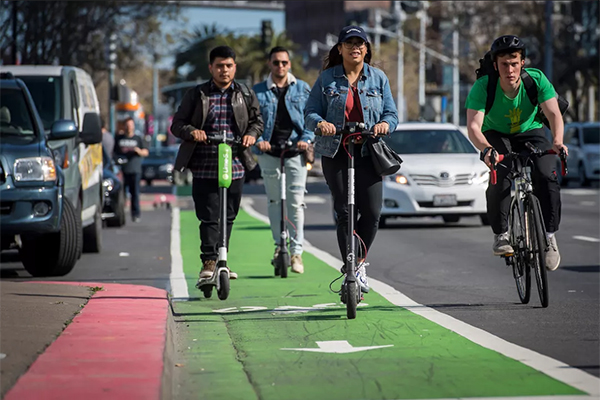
[418,2,429,120]
[394,1,405,123]
[452,7,460,126]
[12,2,18,64]
[108,33,117,135]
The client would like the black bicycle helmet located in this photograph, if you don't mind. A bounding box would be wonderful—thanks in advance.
[490,35,526,59]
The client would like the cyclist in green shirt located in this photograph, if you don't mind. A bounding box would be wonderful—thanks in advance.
[465,35,568,271]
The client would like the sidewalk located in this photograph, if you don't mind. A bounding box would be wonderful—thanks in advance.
[0,281,169,400]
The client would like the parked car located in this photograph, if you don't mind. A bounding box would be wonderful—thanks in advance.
[142,145,176,186]
[101,149,126,227]
[379,122,489,227]
[0,72,80,276]
[562,122,599,186]
[0,65,104,253]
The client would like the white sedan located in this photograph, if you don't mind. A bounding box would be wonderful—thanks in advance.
[380,123,490,227]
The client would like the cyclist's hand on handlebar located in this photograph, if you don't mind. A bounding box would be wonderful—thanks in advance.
[484,150,500,169]
[552,142,569,157]
[191,129,207,143]
[373,122,389,137]
[257,141,271,152]
[242,135,256,147]
[317,121,337,136]
[297,141,310,151]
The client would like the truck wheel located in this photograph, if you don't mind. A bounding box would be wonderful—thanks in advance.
[20,197,79,276]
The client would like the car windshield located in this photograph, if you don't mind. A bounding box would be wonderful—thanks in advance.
[582,126,600,145]
[17,76,62,131]
[0,88,36,137]
[384,129,477,154]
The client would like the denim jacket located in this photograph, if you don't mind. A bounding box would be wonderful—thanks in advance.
[252,73,314,155]
[304,63,398,157]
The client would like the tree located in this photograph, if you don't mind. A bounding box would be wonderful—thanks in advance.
[173,24,311,85]
[0,1,180,85]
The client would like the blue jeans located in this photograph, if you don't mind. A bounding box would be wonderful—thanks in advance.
[258,153,307,255]
[123,173,141,219]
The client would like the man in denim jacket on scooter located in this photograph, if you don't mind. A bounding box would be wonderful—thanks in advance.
[253,46,314,274]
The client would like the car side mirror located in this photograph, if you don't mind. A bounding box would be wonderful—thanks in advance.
[80,112,103,145]
[48,119,78,140]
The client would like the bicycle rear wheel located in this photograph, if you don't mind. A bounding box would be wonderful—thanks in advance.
[527,195,549,308]
[509,200,530,304]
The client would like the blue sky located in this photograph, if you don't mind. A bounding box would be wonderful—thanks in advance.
[159,7,285,69]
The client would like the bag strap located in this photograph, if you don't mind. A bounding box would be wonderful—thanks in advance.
[521,70,539,106]
[237,82,253,116]
[485,73,498,115]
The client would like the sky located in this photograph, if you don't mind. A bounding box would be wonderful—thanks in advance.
[158,7,285,70]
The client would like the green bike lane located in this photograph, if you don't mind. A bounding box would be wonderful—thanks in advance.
[171,208,591,400]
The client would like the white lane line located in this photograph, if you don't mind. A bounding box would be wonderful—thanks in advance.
[241,197,600,397]
[573,236,600,243]
[579,201,597,206]
[170,207,189,300]
[562,189,600,196]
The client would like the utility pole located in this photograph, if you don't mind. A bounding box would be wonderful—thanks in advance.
[108,33,117,135]
[12,2,18,64]
[452,5,460,126]
[418,2,429,120]
[544,0,553,81]
[152,52,159,148]
[394,1,405,123]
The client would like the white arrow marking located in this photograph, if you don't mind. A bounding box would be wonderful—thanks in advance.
[281,340,393,354]
[573,235,600,243]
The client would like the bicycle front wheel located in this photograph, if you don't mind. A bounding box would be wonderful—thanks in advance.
[509,199,530,304]
[527,194,549,308]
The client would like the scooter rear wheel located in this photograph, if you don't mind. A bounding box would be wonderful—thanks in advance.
[217,270,230,300]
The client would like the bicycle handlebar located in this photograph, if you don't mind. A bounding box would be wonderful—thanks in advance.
[489,144,568,185]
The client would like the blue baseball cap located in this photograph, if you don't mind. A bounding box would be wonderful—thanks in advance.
[338,25,368,44]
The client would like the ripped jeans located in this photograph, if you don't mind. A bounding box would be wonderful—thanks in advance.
[257,153,307,255]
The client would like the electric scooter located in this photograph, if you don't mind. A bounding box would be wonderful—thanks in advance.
[196,131,239,300]
[269,139,300,278]
[316,122,371,319]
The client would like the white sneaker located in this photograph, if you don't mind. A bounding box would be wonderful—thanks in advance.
[356,262,370,293]
[493,232,514,256]
[545,235,560,271]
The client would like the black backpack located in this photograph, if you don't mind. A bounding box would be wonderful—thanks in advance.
[475,51,569,128]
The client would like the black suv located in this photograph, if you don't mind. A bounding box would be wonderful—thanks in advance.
[0,72,81,276]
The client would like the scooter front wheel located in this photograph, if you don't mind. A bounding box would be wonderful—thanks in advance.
[280,252,289,278]
[217,270,230,300]
[346,281,358,319]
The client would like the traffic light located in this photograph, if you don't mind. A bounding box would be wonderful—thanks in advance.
[261,20,273,52]
[108,33,117,70]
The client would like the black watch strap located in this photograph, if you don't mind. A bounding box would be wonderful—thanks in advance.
[480,146,494,162]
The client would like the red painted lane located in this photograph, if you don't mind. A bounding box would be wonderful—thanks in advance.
[4,282,168,400]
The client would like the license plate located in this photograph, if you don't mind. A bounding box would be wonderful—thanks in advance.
[433,194,457,206]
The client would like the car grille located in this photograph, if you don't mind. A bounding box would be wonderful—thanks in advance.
[0,202,13,215]
[418,200,473,208]
[410,173,474,187]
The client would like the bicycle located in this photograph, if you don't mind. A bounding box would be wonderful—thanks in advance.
[269,139,303,278]
[490,143,567,308]
[195,131,241,300]
[316,122,374,319]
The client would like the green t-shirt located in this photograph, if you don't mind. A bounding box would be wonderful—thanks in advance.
[465,68,556,134]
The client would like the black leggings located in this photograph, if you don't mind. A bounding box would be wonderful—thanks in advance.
[322,145,383,261]
[484,128,561,234]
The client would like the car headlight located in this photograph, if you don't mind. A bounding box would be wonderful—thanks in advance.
[159,163,174,173]
[389,174,409,185]
[103,178,115,192]
[13,157,57,182]
[471,170,490,185]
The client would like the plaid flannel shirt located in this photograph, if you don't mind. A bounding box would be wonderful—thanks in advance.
[188,82,245,180]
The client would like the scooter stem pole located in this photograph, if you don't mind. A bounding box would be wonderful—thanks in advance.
[347,138,356,282]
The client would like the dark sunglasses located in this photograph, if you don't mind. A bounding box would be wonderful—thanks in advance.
[272,60,289,66]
